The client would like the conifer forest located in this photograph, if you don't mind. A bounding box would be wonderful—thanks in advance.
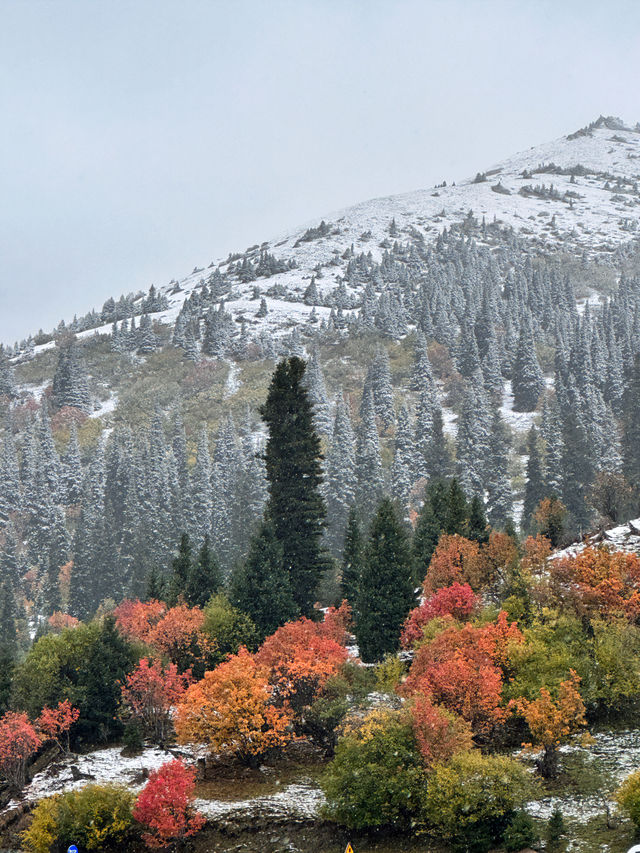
[3,7,640,849]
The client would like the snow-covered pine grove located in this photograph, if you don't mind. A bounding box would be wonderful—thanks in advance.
[0,115,640,618]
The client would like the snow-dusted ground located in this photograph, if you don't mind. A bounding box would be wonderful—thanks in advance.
[551,518,640,560]
[5,746,183,810]
[194,780,324,821]
[89,394,118,419]
[525,729,640,823]
[500,381,538,434]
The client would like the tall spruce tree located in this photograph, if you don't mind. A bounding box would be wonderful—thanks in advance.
[185,535,222,608]
[260,357,328,616]
[230,520,297,640]
[341,507,363,613]
[355,497,416,663]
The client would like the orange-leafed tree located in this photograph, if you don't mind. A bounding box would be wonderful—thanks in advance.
[521,535,552,578]
[121,658,192,744]
[133,759,205,849]
[255,617,349,714]
[549,546,640,620]
[409,694,473,768]
[147,604,214,676]
[401,583,478,649]
[509,670,586,778]
[36,700,79,753]
[0,711,41,789]
[175,648,293,766]
[47,611,79,633]
[400,613,523,736]
[423,535,481,593]
[321,600,352,645]
[114,599,166,644]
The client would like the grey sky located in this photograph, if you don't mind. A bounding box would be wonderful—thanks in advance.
[1,0,640,343]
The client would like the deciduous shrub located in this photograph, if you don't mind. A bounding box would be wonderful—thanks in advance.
[121,657,191,743]
[0,711,41,788]
[133,759,205,849]
[22,784,135,853]
[321,709,425,830]
[420,751,536,853]
[175,647,292,764]
[615,768,640,827]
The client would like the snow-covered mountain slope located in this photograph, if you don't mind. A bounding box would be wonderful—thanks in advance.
[16,115,640,359]
[149,115,640,326]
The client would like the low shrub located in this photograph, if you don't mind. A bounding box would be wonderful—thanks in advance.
[22,784,135,853]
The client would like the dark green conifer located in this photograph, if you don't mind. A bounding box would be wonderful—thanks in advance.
[412,494,442,585]
[230,521,297,641]
[167,533,192,605]
[185,535,222,608]
[522,426,546,533]
[467,495,489,543]
[445,479,468,535]
[355,498,416,663]
[341,507,363,613]
[260,357,328,615]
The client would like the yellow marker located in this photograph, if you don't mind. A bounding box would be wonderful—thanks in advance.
[345,845,354,853]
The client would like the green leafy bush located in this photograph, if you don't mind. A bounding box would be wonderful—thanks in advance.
[420,751,537,853]
[202,592,258,661]
[22,784,135,853]
[616,769,640,827]
[321,709,425,829]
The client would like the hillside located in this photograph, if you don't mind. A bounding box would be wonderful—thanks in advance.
[0,115,639,616]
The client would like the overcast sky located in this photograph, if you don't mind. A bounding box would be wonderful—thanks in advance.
[1,0,640,343]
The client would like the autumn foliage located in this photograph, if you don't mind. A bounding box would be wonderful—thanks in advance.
[175,647,292,764]
[549,546,640,619]
[255,616,349,712]
[509,670,586,777]
[114,599,166,644]
[401,583,478,649]
[423,535,482,593]
[121,658,192,743]
[400,612,523,735]
[114,599,214,674]
[0,711,41,788]
[36,700,80,753]
[409,694,473,767]
[133,759,205,848]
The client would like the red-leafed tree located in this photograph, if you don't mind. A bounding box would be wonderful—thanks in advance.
[36,700,80,753]
[401,583,478,649]
[0,711,41,789]
[321,600,352,645]
[121,658,192,743]
[255,617,349,713]
[114,599,166,644]
[400,612,523,736]
[133,759,205,849]
[409,694,473,768]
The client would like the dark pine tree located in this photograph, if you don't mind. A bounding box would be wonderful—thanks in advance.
[185,535,222,608]
[341,507,363,613]
[622,355,640,510]
[167,533,192,606]
[230,520,297,641]
[445,479,469,535]
[260,357,328,616]
[467,495,489,543]
[75,616,136,745]
[412,490,444,585]
[355,498,416,663]
[145,566,167,602]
